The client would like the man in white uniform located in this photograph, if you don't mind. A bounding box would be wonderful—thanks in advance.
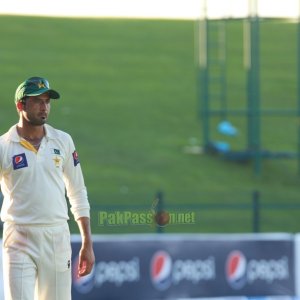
[0,77,95,299]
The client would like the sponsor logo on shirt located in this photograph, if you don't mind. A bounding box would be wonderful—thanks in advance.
[72,150,80,166]
[12,153,28,170]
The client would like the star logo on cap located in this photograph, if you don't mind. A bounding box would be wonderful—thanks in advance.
[38,82,46,88]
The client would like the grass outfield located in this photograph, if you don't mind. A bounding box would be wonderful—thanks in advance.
[0,16,299,234]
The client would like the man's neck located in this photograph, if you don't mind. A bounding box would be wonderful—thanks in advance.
[17,123,45,141]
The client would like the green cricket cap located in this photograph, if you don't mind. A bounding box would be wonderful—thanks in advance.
[15,76,60,103]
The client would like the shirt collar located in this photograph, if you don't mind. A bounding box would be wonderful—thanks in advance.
[7,125,20,142]
[6,124,56,142]
[44,124,55,140]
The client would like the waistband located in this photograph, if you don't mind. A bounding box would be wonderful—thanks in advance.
[3,221,68,228]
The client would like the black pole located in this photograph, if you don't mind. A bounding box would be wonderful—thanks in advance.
[155,191,165,233]
[252,190,260,232]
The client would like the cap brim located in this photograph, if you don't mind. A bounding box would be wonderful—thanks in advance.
[26,88,60,99]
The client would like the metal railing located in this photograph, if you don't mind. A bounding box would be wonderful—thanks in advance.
[90,190,300,234]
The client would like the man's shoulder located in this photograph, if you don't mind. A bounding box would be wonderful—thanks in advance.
[0,132,8,141]
[0,125,17,144]
[0,133,7,147]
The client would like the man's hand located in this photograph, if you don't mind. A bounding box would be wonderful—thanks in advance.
[76,217,95,277]
[78,241,95,277]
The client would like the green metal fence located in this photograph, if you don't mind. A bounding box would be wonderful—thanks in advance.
[196,1,300,176]
[89,190,300,234]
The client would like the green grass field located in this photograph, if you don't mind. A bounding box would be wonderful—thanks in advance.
[0,15,299,234]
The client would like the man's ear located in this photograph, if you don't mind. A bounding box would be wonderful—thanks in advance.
[16,101,23,111]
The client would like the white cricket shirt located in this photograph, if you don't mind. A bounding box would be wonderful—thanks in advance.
[0,124,90,224]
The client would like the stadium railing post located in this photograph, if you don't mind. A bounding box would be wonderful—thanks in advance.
[155,191,165,234]
[252,190,260,232]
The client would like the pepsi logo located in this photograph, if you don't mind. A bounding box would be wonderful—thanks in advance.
[72,150,80,166]
[14,156,23,164]
[150,250,172,291]
[225,250,247,290]
[12,153,28,170]
[73,151,78,160]
[72,255,95,294]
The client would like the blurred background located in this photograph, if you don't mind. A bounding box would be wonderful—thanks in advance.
[0,0,299,235]
[0,0,300,298]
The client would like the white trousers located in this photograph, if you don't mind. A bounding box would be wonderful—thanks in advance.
[2,222,72,300]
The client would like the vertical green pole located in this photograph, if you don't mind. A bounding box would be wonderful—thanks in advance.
[298,0,300,175]
[201,26,210,149]
[197,0,210,149]
[252,190,260,232]
[246,0,261,176]
[219,21,227,121]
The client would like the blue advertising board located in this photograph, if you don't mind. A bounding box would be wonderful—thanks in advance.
[71,233,295,300]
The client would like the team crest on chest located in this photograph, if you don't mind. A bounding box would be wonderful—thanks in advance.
[12,153,28,170]
[53,156,61,168]
[50,149,62,167]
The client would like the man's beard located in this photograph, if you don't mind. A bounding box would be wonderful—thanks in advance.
[27,116,47,126]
